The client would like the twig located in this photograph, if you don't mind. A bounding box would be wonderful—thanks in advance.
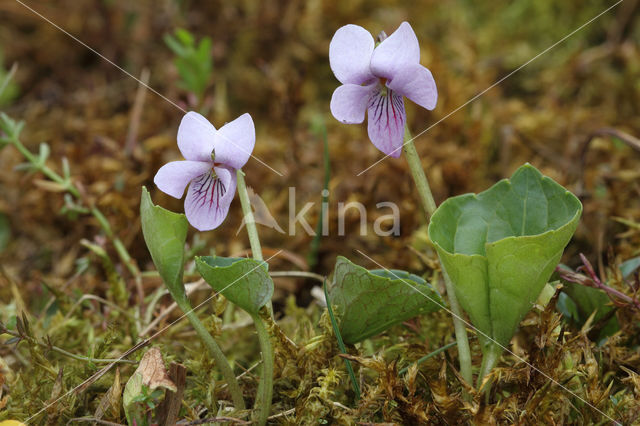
[267,408,295,420]
[557,254,640,310]
[398,341,458,375]
[67,418,125,426]
[125,68,150,156]
[576,127,640,193]
[139,279,207,337]
[64,294,134,321]
[179,417,250,425]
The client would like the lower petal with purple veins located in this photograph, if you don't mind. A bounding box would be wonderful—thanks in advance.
[184,166,237,231]
[366,89,406,158]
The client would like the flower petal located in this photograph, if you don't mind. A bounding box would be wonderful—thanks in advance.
[329,24,375,85]
[177,112,216,162]
[184,166,237,231]
[367,89,406,158]
[212,113,256,170]
[387,63,438,110]
[154,160,212,199]
[330,83,377,124]
[370,22,420,81]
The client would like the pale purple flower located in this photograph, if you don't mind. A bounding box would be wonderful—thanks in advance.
[329,22,437,158]
[154,112,255,231]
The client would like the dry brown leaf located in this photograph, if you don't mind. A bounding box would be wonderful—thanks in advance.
[94,367,122,421]
[136,347,177,392]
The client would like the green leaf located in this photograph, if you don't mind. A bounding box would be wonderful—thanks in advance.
[620,256,640,279]
[195,256,273,315]
[123,371,143,426]
[163,34,187,57]
[561,281,620,340]
[327,256,444,344]
[428,163,582,355]
[175,28,195,46]
[140,187,189,306]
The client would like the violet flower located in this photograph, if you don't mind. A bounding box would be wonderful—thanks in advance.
[329,22,437,158]
[154,112,255,231]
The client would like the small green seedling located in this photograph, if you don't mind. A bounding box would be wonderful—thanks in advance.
[164,28,213,100]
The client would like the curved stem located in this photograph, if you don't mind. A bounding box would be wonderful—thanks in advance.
[236,168,274,422]
[402,126,473,386]
[442,271,473,385]
[179,302,245,410]
[402,127,436,215]
[236,169,263,261]
[477,342,503,393]
[251,312,274,426]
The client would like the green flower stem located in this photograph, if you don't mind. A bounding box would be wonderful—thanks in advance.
[236,169,274,422]
[251,311,274,426]
[402,127,436,215]
[477,343,502,392]
[402,125,473,386]
[236,169,263,261]
[178,300,246,410]
[442,272,473,385]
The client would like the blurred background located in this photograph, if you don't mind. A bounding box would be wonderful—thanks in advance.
[0,0,639,305]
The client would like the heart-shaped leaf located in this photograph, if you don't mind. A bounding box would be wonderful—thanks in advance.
[140,187,189,306]
[195,256,273,315]
[428,163,582,356]
[328,256,444,344]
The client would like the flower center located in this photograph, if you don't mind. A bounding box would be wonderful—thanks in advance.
[379,82,388,97]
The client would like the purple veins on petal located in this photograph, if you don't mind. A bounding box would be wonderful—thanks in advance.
[154,111,257,231]
[328,21,438,157]
[184,166,236,232]
[367,89,406,158]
